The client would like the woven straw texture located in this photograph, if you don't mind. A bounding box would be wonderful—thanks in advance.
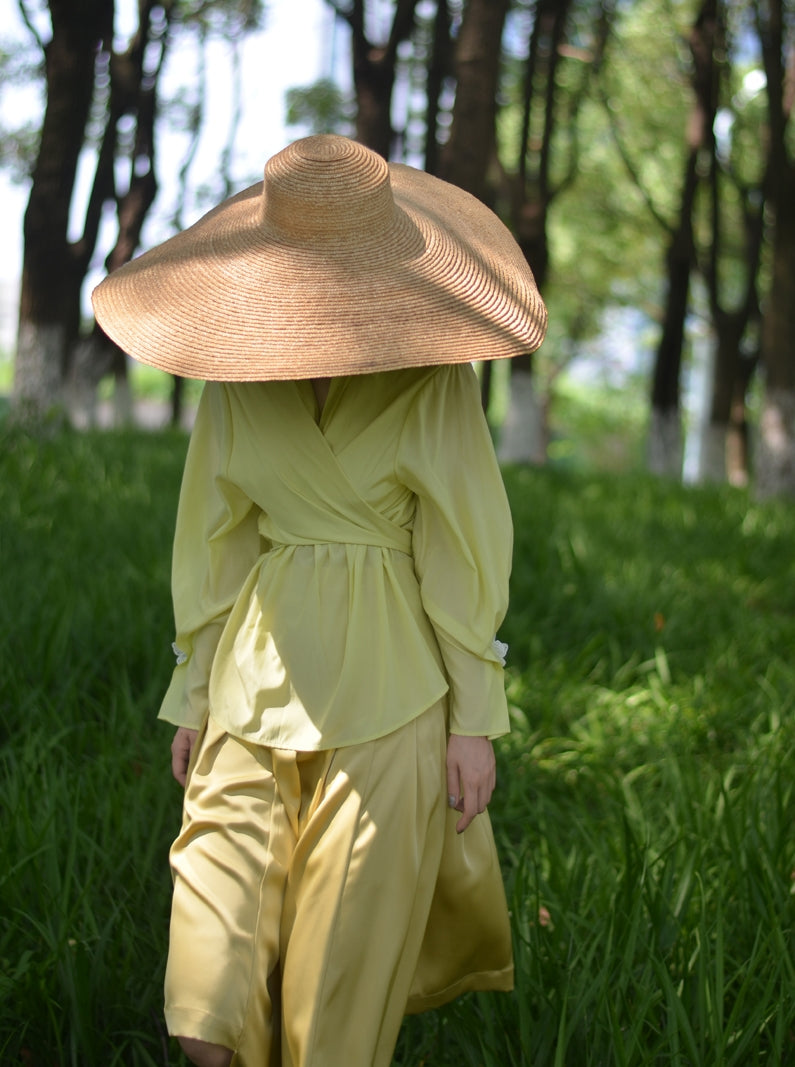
[92,135,548,381]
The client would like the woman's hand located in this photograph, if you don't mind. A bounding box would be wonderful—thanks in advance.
[446,734,496,833]
[171,727,199,787]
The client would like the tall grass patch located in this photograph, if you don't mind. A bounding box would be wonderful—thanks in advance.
[394,468,795,1065]
[1,425,186,1065]
[2,426,794,1065]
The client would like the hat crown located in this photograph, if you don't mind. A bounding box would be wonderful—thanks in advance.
[91,134,549,381]
[262,135,395,243]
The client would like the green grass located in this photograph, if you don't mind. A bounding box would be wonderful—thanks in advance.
[1,425,793,1065]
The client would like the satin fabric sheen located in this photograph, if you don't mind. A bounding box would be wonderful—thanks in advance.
[166,705,512,1066]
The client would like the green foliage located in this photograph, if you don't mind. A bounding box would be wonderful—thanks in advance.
[172,0,266,35]
[0,121,40,183]
[496,0,702,394]
[547,371,647,471]
[285,78,355,137]
[1,424,793,1064]
[0,39,44,181]
[597,0,694,227]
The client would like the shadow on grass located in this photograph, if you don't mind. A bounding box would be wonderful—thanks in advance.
[1,427,793,1065]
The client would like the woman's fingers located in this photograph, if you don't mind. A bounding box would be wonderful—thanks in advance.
[171,727,199,787]
[445,734,496,833]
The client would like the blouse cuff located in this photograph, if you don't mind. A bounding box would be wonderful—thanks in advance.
[157,620,225,729]
[157,662,206,729]
[442,642,511,738]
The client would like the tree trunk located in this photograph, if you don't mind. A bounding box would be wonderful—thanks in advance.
[647,222,693,476]
[690,0,762,487]
[330,0,421,157]
[757,184,795,495]
[437,0,508,201]
[435,0,508,418]
[14,0,111,415]
[498,368,546,464]
[696,312,744,483]
[423,0,452,175]
[698,230,761,487]
[13,0,174,422]
[754,0,795,496]
[648,0,719,477]
[726,354,756,487]
[502,0,571,463]
[82,0,170,425]
[512,0,571,298]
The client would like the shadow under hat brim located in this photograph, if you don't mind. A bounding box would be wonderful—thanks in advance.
[91,163,548,381]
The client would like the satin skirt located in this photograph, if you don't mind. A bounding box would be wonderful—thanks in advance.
[164,702,513,1066]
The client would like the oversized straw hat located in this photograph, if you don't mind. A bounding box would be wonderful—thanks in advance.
[92,134,547,380]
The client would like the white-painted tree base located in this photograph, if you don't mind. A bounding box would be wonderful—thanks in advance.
[693,422,727,484]
[67,338,132,428]
[756,387,795,497]
[12,322,65,416]
[498,369,546,465]
[647,407,683,478]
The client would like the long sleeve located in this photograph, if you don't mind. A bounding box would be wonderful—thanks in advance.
[396,364,513,738]
[158,382,264,729]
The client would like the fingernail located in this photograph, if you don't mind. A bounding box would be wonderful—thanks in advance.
[448,794,457,807]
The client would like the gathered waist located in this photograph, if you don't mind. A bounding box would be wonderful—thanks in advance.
[264,533,413,558]
[207,533,447,750]
[257,502,414,558]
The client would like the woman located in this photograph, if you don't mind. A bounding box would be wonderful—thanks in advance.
[93,134,547,1067]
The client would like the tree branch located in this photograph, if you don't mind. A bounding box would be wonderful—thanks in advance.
[172,24,207,231]
[16,0,45,53]
[596,79,673,234]
[385,0,420,63]
[550,0,616,204]
[220,34,243,198]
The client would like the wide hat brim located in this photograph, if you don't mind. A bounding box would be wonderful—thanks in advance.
[92,135,547,380]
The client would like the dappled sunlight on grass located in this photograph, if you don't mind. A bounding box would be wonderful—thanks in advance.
[1,427,793,1065]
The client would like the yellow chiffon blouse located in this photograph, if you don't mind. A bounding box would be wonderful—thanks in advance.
[158,362,513,750]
